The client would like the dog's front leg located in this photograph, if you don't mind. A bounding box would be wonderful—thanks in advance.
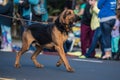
[55,45,74,72]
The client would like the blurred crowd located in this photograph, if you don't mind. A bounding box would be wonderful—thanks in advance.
[0,0,120,60]
[0,0,48,52]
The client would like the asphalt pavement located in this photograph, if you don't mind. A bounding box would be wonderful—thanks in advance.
[0,51,120,80]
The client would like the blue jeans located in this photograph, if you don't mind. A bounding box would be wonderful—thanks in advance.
[85,27,105,58]
[64,40,72,53]
[100,19,115,52]
[1,24,12,48]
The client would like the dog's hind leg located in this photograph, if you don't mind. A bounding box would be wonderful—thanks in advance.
[31,45,44,68]
[15,42,29,68]
[15,30,34,68]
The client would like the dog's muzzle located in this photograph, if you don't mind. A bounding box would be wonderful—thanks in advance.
[74,15,81,22]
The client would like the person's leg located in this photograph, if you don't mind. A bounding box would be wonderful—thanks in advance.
[111,37,115,57]
[1,25,12,51]
[88,27,95,57]
[0,24,1,49]
[99,34,105,57]
[0,36,1,49]
[5,26,12,51]
[114,37,120,53]
[1,24,7,49]
[81,24,90,55]
[112,37,120,60]
[6,26,12,45]
[112,37,120,58]
[101,19,115,59]
[64,40,72,53]
[85,27,100,58]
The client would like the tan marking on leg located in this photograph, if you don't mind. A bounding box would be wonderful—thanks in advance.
[31,45,44,68]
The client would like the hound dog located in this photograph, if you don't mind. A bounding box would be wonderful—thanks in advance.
[14,9,78,72]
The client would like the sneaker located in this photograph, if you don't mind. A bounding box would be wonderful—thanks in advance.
[0,47,12,52]
[6,44,13,52]
[78,55,86,59]
[0,48,6,51]
[6,46,12,52]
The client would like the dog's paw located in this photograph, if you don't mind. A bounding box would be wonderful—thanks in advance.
[56,62,62,67]
[36,64,44,68]
[67,67,75,72]
[14,64,21,68]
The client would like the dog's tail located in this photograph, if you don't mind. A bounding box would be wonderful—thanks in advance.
[15,12,28,28]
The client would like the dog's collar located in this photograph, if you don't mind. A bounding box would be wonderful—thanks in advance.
[55,22,72,34]
[55,16,72,34]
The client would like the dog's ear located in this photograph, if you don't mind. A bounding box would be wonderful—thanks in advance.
[63,10,72,19]
[60,9,75,24]
[59,9,68,24]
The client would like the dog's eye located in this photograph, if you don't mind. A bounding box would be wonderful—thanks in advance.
[67,12,71,15]
[66,11,72,15]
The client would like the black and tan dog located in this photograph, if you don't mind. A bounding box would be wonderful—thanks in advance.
[14,9,78,72]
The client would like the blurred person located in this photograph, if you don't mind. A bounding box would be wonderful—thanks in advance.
[74,0,87,21]
[98,0,116,60]
[14,0,39,35]
[41,0,48,22]
[14,0,39,52]
[117,0,120,9]
[82,0,105,58]
[0,0,13,51]
[77,0,87,19]
[32,0,47,22]
[74,4,80,15]
[79,1,95,58]
[111,9,120,60]
[73,4,81,26]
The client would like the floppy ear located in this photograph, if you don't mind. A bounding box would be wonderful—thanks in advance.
[59,9,68,24]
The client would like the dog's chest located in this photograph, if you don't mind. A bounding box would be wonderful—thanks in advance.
[29,23,54,45]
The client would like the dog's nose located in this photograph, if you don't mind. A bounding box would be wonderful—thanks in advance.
[74,15,81,22]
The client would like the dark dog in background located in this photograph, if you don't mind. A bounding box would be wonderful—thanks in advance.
[14,9,79,72]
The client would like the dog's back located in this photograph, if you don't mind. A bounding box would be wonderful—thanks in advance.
[27,23,54,45]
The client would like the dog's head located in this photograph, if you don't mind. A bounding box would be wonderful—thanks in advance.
[55,9,79,32]
[59,9,78,25]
